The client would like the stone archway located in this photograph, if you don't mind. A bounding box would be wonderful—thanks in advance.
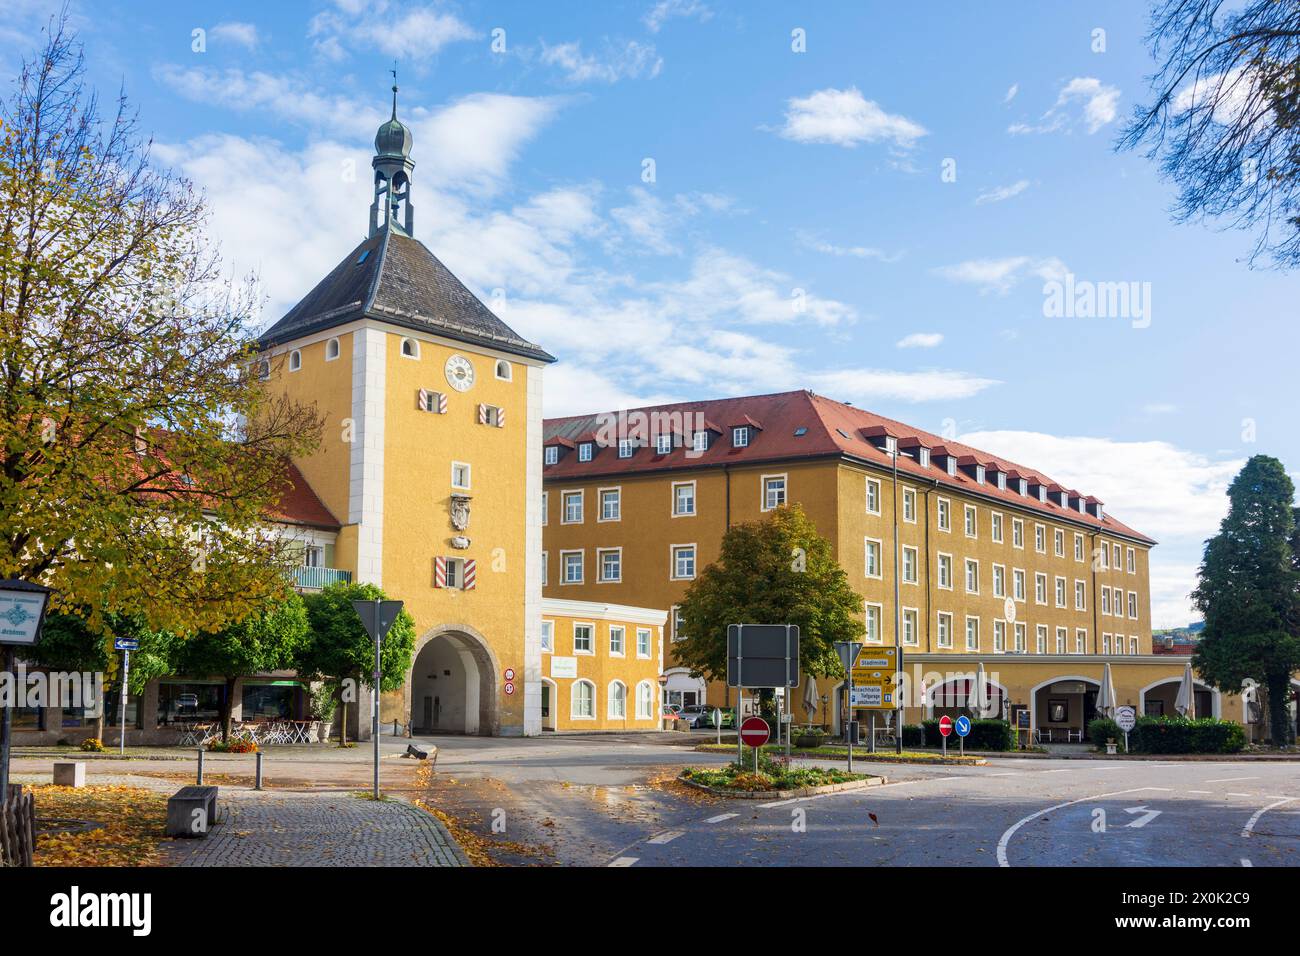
[406,624,500,736]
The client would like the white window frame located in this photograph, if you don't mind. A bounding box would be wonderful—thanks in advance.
[868,480,883,516]
[540,619,554,653]
[1054,528,1065,557]
[671,544,697,581]
[400,337,420,359]
[573,622,595,655]
[902,487,917,524]
[965,558,980,594]
[865,538,883,579]
[1129,636,1139,655]
[561,489,584,524]
[732,426,749,447]
[761,473,788,511]
[1035,572,1047,605]
[1075,579,1087,611]
[1014,622,1027,652]
[571,680,595,719]
[544,446,559,466]
[617,439,634,460]
[993,619,1006,653]
[1036,624,1047,654]
[902,607,919,647]
[636,627,651,659]
[1013,568,1026,602]
[597,547,622,583]
[1055,576,1067,608]
[560,550,584,585]
[992,563,1006,598]
[598,486,622,522]
[902,545,919,584]
[451,461,471,491]
[964,504,977,539]
[692,431,708,453]
[865,603,883,643]
[288,349,302,372]
[965,616,980,651]
[1055,627,1067,654]
[609,625,625,657]
[1126,547,1136,573]
[936,496,950,531]
[672,480,696,517]
[1075,628,1087,655]
[541,491,549,526]
[636,680,654,719]
[1128,591,1138,619]
[937,552,953,591]
[607,680,627,720]
[936,612,954,649]
[991,511,1004,543]
[655,434,672,455]
[1035,523,1046,553]
[578,442,593,462]
[1074,533,1085,562]
[1012,518,1024,549]
[325,337,340,361]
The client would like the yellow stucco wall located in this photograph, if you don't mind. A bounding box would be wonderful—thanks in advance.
[541,602,666,730]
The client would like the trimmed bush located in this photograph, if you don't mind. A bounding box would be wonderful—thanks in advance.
[921,718,1013,751]
[1088,717,1121,751]
[901,724,925,747]
[1130,716,1245,754]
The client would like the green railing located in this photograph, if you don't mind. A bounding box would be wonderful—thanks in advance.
[293,566,353,590]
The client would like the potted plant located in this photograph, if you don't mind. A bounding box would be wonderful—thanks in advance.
[309,683,337,743]
[1105,737,1118,755]
[795,725,828,749]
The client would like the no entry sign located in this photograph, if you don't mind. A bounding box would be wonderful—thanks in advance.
[939,715,954,737]
[738,716,770,749]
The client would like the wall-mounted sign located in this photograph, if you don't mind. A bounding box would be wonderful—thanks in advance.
[550,656,578,679]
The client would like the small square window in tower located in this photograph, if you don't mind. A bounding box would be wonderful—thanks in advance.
[417,389,447,413]
[478,403,505,428]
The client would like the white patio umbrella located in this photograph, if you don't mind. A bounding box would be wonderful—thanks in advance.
[969,662,993,718]
[1096,662,1116,719]
[802,674,818,720]
[1175,662,1197,718]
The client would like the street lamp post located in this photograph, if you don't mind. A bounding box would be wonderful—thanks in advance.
[0,580,53,801]
[890,444,907,754]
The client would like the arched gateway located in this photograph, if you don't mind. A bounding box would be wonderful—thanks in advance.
[406,625,500,736]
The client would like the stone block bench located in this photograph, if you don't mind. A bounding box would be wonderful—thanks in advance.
[165,785,219,838]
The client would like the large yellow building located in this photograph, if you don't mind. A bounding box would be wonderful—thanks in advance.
[541,390,1240,738]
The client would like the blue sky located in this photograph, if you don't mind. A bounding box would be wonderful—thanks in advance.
[3,0,1294,626]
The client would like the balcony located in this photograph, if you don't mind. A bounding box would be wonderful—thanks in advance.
[293,566,353,590]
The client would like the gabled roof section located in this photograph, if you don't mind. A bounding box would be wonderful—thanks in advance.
[257,230,554,363]
[267,461,341,532]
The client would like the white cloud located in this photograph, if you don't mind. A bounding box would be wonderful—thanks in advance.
[975,179,1030,205]
[1003,83,1018,104]
[797,231,899,262]
[1008,77,1120,135]
[934,255,1067,294]
[540,39,662,84]
[210,22,261,49]
[414,93,562,195]
[958,429,1243,627]
[813,368,1000,403]
[308,3,477,60]
[776,87,927,149]
[896,332,943,349]
[644,0,712,32]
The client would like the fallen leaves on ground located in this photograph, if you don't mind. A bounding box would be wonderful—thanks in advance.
[31,784,167,867]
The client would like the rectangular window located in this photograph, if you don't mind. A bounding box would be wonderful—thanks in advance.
[965,616,980,651]
[902,608,918,646]
[671,606,686,642]
[574,623,593,654]
[541,551,548,587]
[867,479,882,515]
[965,558,980,594]
[1128,591,1138,619]
[937,612,953,649]
[1035,524,1046,553]
[936,497,950,531]
[991,512,1004,543]
[937,553,953,590]
[1075,580,1087,611]
[1013,568,1026,602]
[1055,577,1066,608]
[865,604,882,643]
[617,439,633,459]
[1102,589,1111,615]
[732,426,749,447]
[578,443,593,462]
[541,620,554,652]
[561,551,583,584]
[1129,636,1138,655]
[1102,634,1111,655]
[1012,518,1024,549]
[993,620,1006,653]
[902,488,917,523]
[562,490,583,524]
[1075,629,1087,654]
[672,481,696,516]
[451,461,471,490]
[1035,572,1047,605]
[1074,533,1085,562]
[598,548,621,583]
[672,545,697,581]
[1054,528,1065,557]
[964,505,977,538]
[599,488,621,521]
[637,627,651,658]
[1036,624,1047,655]
[544,446,558,465]
[655,434,672,454]
[480,404,505,428]
[609,625,625,656]
[541,491,548,526]
[865,539,882,578]
[1056,627,1067,654]
[993,564,1006,598]
[902,546,918,584]
[1014,622,1026,652]
[692,431,708,453]
[1099,542,1109,569]
[1113,543,1122,568]
[763,475,787,511]
[1126,547,1136,573]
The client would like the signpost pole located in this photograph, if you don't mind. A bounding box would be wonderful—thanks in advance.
[870,712,876,755]
[784,625,792,759]
[1124,730,1129,754]
[0,646,12,799]
[119,647,130,755]
[372,598,381,801]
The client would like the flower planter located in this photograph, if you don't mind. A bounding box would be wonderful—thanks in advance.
[795,735,827,749]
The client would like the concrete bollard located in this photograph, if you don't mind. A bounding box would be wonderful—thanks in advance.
[196,747,204,785]
[254,751,264,790]
[52,761,86,787]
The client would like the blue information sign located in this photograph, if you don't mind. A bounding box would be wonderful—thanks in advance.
[113,638,139,651]
[954,714,971,737]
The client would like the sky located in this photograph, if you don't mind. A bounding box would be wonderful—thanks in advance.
[2,0,1294,628]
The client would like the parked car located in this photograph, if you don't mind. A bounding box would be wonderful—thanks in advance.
[682,706,734,729]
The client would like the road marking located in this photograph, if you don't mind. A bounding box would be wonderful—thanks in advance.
[1092,767,1125,772]
[1242,797,1296,839]
[608,857,639,867]
[1039,769,1071,774]
[1123,806,1162,828]
[987,772,1020,777]
[706,813,738,824]
[647,830,684,845]
[1227,792,1253,798]
[996,788,1170,868]
[1187,790,1212,795]
[1205,776,1259,784]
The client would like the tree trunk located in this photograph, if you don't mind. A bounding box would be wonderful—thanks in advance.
[1266,673,1294,746]
[221,677,237,743]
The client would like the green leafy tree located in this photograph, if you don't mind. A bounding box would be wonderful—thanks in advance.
[299,582,416,746]
[0,17,322,636]
[673,505,865,695]
[28,610,170,741]
[1192,455,1300,744]
[168,594,311,741]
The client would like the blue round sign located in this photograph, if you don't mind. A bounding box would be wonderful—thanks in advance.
[954,715,971,737]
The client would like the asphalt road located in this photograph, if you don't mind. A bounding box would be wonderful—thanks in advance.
[417,734,1299,867]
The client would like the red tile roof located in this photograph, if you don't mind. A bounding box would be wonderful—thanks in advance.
[265,461,341,531]
[543,389,1155,544]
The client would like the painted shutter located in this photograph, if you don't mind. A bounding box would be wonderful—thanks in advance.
[478,403,488,425]
[417,388,430,411]
[436,391,447,414]
[432,555,446,588]
[495,406,505,428]
[463,558,477,590]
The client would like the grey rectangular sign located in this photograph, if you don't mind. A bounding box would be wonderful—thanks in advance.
[726,623,799,688]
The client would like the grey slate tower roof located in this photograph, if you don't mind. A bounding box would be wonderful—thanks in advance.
[257,82,553,364]
[257,227,554,362]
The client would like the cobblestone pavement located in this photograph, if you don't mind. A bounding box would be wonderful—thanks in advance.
[163,791,468,867]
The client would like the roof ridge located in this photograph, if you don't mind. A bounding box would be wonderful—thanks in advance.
[362,226,393,315]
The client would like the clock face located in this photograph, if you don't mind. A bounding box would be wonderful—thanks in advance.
[445,354,475,392]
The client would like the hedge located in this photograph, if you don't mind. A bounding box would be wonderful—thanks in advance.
[902,724,925,747]
[921,718,1013,751]
[1088,715,1245,754]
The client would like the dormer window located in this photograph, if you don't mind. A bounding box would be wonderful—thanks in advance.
[1038,486,1047,503]
[544,446,559,465]
[692,431,708,453]
[996,472,1006,491]
[578,443,593,462]
[617,439,633,459]
[1093,503,1105,520]
[655,434,672,455]
[884,436,898,456]
[1077,498,1087,514]
[732,426,749,448]
[975,465,986,484]
[1018,478,1028,495]
[918,448,930,468]
[288,349,302,372]
[1058,491,1069,507]
[325,337,340,361]
[946,456,957,477]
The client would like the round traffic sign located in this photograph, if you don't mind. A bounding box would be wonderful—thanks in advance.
[938,715,954,737]
[954,715,971,737]
[503,681,515,696]
[504,667,516,682]
[1115,705,1136,732]
[738,716,770,749]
